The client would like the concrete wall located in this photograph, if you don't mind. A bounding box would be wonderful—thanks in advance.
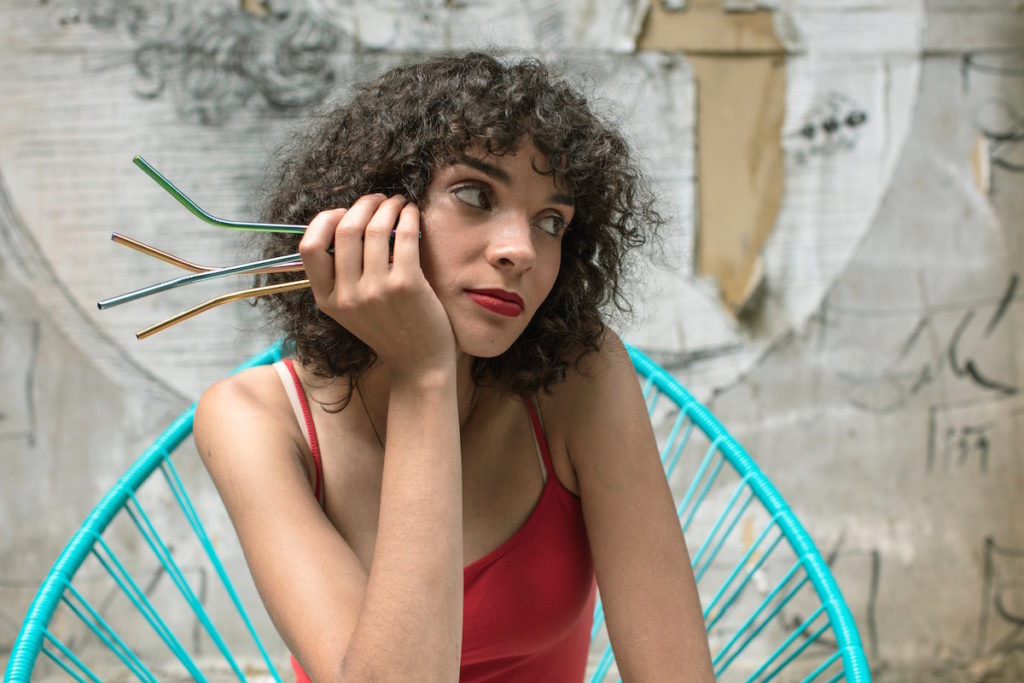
[2,0,1022,679]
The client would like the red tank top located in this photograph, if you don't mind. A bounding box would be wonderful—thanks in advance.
[278,360,596,682]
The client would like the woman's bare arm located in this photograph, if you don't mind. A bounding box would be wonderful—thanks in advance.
[195,365,463,683]
[342,367,463,680]
[557,330,714,681]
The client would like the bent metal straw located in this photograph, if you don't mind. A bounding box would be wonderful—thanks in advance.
[98,157,312,339]
[132,156,307,235]
[136,279,311,340]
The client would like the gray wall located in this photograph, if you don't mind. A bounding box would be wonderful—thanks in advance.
[2,0,1022,679]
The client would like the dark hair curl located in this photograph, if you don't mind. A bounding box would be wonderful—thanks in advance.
[256,52,662,399]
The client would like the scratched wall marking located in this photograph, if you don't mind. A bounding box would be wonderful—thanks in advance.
[836,274,1021,415]
[0,317,38,445]
[786,90,870,165]
[926,394,1024,474]
[963,53,1024,176]
[977,537,1024,657]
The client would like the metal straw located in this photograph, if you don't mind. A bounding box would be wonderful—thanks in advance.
[133,156,307,235]
[136,279,311,339]
[99,249,302,310]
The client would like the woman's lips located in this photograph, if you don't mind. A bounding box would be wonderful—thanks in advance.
[465,289,524,317]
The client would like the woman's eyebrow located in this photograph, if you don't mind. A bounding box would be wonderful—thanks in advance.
[549,193,575,208]
[456,156,575,207]
[457,156,510,183]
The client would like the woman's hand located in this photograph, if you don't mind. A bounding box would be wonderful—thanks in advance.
[299,194,456,379]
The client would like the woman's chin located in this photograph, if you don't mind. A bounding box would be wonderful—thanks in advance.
[452,330,518,360]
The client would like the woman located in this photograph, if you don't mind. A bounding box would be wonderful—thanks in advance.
[195,53,714,682]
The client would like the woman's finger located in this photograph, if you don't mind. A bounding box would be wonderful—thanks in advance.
[389,203,422,274]
[363,195,408,279]
[333,194,387,289]
[299,208,347,297]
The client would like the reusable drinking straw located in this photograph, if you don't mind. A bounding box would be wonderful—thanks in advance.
[108,232,304,275]
[98,248,303,309]
[99,157,314,338]
[135,279,311,340]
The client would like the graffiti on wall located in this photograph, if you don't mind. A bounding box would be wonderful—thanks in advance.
[836,273,1021,416]
[963,53,1024,176]
[787,91,870,165]
[978,537,1024,656]
[53,0,348,125]
[49,0,639,126]
[0,316,38,446]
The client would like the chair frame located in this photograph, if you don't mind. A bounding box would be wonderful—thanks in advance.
[5,343,871,682]
[620,347,870,682]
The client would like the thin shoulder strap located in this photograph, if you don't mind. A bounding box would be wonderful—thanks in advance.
[523,399,554,482]
[273,359,324,507]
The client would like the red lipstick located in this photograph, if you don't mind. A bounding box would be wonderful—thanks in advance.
[466,289,524,317]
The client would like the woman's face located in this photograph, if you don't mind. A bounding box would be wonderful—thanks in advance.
[418,140,574,358]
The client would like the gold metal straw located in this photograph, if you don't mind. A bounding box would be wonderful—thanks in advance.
[136,279,311,339]
[111,232,305,275]
[112,233,305,276]
[110,233,210,273]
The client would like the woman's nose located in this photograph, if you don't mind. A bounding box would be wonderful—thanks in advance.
[487,212,535,271]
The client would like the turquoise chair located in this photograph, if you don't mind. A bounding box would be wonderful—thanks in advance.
[5,344,870,682]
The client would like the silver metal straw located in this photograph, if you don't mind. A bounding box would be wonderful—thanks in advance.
[98,252,302,309]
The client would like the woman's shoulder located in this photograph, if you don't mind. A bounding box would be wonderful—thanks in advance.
[540,327,636,416]
[534,328,640,479]
[194,362,309,458]
[194,362,318,487]
[197,363,286,423]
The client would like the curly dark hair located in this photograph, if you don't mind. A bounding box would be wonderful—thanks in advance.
[256,52,663,399]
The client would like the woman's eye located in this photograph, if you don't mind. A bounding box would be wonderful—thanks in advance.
[534,215,566,237]
[453,185,490,210]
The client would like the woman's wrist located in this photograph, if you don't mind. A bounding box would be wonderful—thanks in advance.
[388,358,457,395]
